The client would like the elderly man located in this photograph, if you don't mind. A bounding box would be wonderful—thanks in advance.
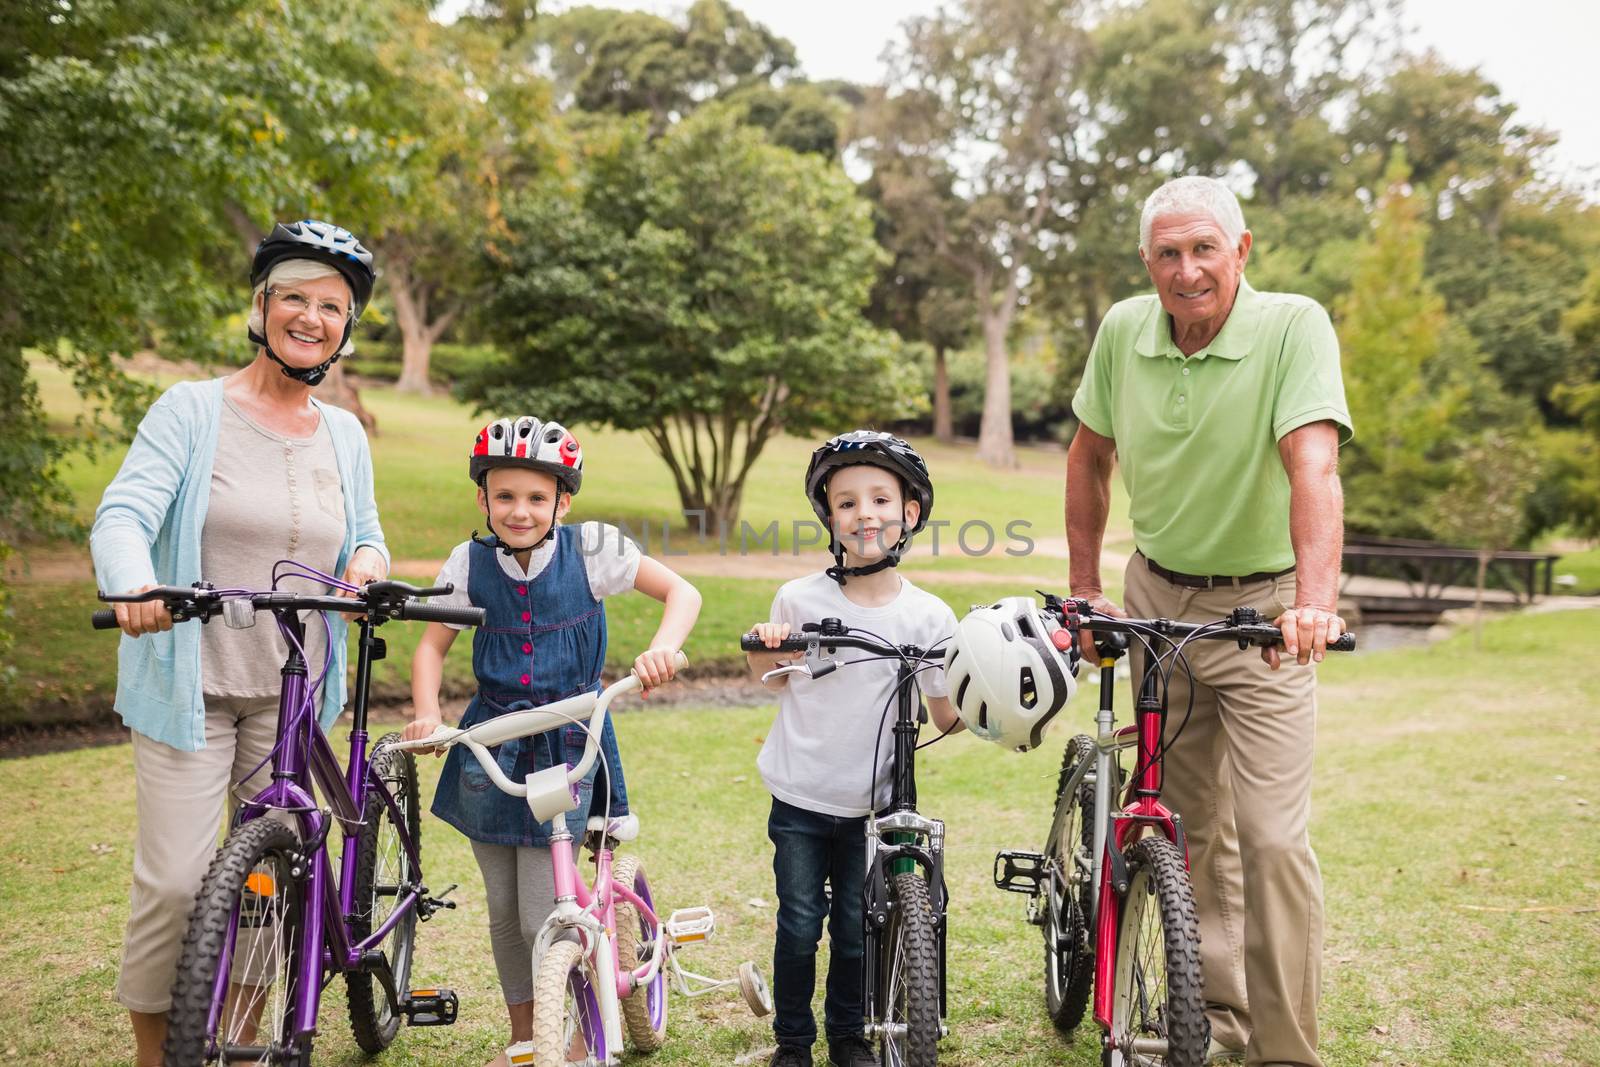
[1066,175,1351,1067]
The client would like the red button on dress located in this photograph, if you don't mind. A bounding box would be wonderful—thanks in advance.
[520,674,531,685]
[517,585,527,596]
[521,610,530,622]
[522,642,532,654]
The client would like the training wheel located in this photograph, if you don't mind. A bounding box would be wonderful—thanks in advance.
[738,960,772,1017]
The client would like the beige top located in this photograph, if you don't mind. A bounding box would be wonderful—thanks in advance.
[200,396,348,697]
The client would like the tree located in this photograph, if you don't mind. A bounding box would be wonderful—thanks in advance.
[1430,432,1538,648]
[534,0,797,133]
[467,109,916,531]
[1335,152,1470,535]
[372,16,561,395]
[880,0,1096,467]
[1221,0,1394,205]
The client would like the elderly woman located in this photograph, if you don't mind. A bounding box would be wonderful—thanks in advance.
[91,219,390,1066]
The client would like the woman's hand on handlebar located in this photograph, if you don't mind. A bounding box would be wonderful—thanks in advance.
[1073,591,1126,664]
[632,647,682,692]
[1267,604,1346,669]
[338,545,388,599]
[114,585,173,638]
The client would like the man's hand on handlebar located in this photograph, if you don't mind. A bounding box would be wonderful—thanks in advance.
[1073,590,1126,664]
[1268,604,1346,669]
[114,584,174,638]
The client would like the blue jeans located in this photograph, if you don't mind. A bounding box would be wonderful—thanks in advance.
[768,796,867,1048]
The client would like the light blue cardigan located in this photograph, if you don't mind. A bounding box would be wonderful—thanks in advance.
[91,378,390,751]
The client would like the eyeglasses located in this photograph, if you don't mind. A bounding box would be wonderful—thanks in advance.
[268,288,350,321]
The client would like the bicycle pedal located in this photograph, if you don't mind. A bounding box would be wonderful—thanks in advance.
[665,906,715,944]
[993,850,1047,894]
[418,883,458,921]
[400,987,459,1026]
[504,1041,535,1066]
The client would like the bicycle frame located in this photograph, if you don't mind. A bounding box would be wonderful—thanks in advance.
[861,651,951,1026]
[226,607,423,1047]
[1080,647,1185,1032]
[531,824,670,1054]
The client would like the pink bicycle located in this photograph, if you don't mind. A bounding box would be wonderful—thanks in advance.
[395,652,770,1066]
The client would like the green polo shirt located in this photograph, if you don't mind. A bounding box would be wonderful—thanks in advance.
[1072,278,1352,576]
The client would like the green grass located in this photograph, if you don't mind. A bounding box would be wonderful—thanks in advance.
[30,356,1129,563]
[1553,543,1600,596]
[1,608,1596,1064]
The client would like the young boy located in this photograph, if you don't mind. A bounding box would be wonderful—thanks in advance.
[745,430,963,1067]
[402,415,701,1067]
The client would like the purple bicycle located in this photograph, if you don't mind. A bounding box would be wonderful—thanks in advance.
[94,571,485,1067]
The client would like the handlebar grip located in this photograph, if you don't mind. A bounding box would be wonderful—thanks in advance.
[399,601,487,627]
[92,609,120,630]
[1331,632,1356,652]
[741,634,810,653]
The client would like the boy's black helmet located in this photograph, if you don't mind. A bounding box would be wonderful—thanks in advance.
[804,430,934,535]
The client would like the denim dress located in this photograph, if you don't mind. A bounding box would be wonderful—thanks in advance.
[430,529,630,846]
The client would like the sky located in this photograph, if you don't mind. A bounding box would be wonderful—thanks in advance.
[527,0,1600,191]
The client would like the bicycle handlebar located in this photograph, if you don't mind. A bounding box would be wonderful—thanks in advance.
[739,629,918,658]
[1045,596,1355,653]
[93,580,486,630]
[389,651,689,823]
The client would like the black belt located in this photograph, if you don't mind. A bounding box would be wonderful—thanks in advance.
[1141,552,1294,590]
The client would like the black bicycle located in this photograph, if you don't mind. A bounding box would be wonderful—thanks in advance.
[742,619,950,1067]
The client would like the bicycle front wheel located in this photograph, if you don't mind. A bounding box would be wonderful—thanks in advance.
[1104,836,1207,1067]
[165,818,308,1067]
[612,855,668,1050]
[876,871,941,1067]
[1044,733,1099,1033]
[346,735,421,1052]
[529,939,608,1067]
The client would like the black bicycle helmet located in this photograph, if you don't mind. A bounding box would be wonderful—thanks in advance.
[804,430,934,584]
[247,219,376,386]
[805,430,934,533]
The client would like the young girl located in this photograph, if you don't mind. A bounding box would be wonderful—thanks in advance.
[402,415,700,1067]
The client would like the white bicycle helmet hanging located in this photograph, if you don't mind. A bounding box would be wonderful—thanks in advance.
[945,596,1079,752]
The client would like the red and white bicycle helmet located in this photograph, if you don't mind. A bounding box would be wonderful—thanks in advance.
[945,596,1078,752]
[469,416,584,495]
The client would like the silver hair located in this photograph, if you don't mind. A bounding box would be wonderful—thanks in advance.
[248,258,356,357]
[1139,176,1248,255]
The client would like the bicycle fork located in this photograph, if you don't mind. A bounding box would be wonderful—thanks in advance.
[862,810,950,1040]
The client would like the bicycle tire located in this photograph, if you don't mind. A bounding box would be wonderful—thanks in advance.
[876,871,941,1067]
[346,735,421,1052]
[529,939,608,1066]
[164,818,307,1067]
[1044,733,1099,1034]
[1104,836,1207,1067]
[611,854,668,1051]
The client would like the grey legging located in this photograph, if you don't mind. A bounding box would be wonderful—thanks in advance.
[470,840,573,1004]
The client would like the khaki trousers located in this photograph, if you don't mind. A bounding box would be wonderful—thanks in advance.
[1124,553,1324,1067]
[116,695,279,1013]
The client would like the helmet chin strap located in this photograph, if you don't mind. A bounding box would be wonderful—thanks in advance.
[248,287,351,387]
[825,538,907,586]
[471,491,564,557]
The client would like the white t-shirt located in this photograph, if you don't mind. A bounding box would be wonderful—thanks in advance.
[756,572,958,818]
[429,521,642,628]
